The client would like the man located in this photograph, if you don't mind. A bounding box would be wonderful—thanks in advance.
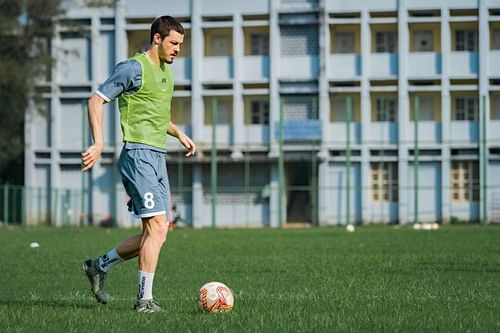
[81,16,195,313]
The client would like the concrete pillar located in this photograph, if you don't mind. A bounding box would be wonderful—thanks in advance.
[232,13,244,159]
[397,0,409,224]
[441,4,451,223]
[479,0,489,223]
[360,9,371,223]
[269,0,280,158]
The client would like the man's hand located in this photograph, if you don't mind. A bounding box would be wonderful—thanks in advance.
[82,144,104,172]
[178,133,196,157]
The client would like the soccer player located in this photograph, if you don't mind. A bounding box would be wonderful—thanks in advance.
[80,16,195,313]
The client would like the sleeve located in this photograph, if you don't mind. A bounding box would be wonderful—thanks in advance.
[95,59,142,102]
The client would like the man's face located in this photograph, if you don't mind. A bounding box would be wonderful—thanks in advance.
[158,30,184,64]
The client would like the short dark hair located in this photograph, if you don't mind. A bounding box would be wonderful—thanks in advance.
[150,16,184,43]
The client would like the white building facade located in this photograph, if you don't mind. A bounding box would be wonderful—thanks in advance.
[25,0,500,227]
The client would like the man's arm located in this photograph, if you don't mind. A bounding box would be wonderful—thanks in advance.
[81,94,106,171]
[167,121,196,157]
[81,60,140,171]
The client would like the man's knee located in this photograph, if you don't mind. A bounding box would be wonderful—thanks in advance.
[146,215,168,246]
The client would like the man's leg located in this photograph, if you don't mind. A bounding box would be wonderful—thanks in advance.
[134,214,169,313]
[82,233,143,304]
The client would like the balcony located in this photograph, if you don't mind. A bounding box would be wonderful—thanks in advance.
[368,122,398,145]
[242,56,269,82]
[489,120,500,143]
[328,54,361,80]
[243,125,270,145]
[274,120,322,141]
[170,58,191,83]
[203,125,232,147]
[203,57,233,82]
[328,123,361,146]
[408,53,441,78]
[279,56,319,79]
[449,121,479,144]
[370,53,398,78]
[407,122,442,144]
[449,52,478,78]
[489,51,500,77]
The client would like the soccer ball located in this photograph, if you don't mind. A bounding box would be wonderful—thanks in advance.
[197,281,234,313]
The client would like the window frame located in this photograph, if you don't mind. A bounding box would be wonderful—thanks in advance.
[455,29,478,51]
[375,31,398,53]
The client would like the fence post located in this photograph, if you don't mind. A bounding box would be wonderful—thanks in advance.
[211,97,218,229]
[278,96,285,228]
[414,96,419,225]
[37,187,42,226]
[53,188,59,227]
[346,96,352,226]
[482,94,487,225]
[81,100,87,227]
[3,185,8,225]
[21,187,26,226]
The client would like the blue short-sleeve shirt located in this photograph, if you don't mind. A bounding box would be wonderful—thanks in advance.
[96,59,142,102]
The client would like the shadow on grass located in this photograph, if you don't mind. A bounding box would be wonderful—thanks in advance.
[0,298,115,310]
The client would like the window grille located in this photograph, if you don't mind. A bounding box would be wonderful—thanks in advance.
[280,25,319,56]
[371,162,398,202]
[282,95,318,120]
[451,161,479,202]
[281,0,318,8]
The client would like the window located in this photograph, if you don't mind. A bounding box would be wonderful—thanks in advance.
[455,29,478,51]
[371,162,398,202]
[250,34,269,55]
[171,98,191,125]
[454,97,478,121]
[413,30,433,52]
[375,31,397,53]
[216,100,231,124]
[375,98,397,122]
[413,97,434,121]
[493,96,500,120]
[492,29,500,50]
[334,32,355,53]
[206,100,231,125]
[332,96,356,122]
[210,35,230,56]
[250,101,269,124]
[451,161,479,202]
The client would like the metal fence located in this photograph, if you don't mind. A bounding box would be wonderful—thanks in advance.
[2,180,500,227]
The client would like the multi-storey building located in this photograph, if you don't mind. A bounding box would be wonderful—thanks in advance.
[25,0,500,227]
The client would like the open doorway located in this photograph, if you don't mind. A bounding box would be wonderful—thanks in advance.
[285,161,313,224]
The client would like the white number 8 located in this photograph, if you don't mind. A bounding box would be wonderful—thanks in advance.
[143,192,155,209]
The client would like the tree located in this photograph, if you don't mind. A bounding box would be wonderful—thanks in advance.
[0,0,63,184]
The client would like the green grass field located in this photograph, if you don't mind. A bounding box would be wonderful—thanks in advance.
[1,225,500,332]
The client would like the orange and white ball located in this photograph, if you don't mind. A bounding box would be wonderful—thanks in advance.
[197,281,234,313]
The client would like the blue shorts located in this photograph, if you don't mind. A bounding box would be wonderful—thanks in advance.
[118,145,170,219]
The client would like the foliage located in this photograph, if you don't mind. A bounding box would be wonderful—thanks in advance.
[0,0,63,184]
